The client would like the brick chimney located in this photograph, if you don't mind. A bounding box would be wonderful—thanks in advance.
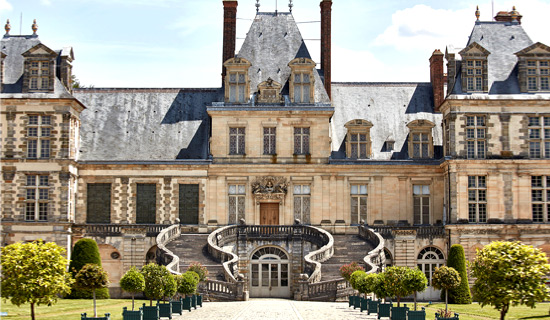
[494,7,522,24]
[320,0,332,99]
[430,49,445,112]
[222,0,238,84]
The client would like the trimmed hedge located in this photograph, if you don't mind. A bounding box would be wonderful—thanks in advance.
[444,244,472,304]
[67,238,110,299]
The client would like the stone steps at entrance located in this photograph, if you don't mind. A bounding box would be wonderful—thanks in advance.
[165,234,226,281]
[320,234,374,281]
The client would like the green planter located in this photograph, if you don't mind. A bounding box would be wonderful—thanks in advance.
[360,297,371,312]
[435,312,459,320]
[141,304,159,320]
[408,307,426,320]
[391,304,409,320]
[157,301,172,319]
[191,295,197,309]
[182,297,192,312]
[196,294,203,307]
[367,299,380,315]
[81,313,110,320]
[348,295,357,308]
[170,300,183,315]
[122,307,142,320]
[378,302,393,319]
[353,295,360,309]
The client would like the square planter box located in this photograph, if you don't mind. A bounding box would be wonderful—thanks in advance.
[170,300,183,315]
[367,299,380,315]
[182,297,192,312]
[348,295,357,308]
[391,304,409,320]
[360,297,370,312]
[191,295,197,309]
[122,307,142,320]
[436,312,459,320]
[378,302,392,319]
[157,302,172,319]
[196,294,203,307]
[408,307,426,320]
[141,304,159,320]
[81,313,110,320]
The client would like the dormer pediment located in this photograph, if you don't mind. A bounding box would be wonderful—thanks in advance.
[459,42,491,57]
[224,57,252,69]
[288,57,316,69]
[257,77,282,104]
[22,43,58,57]
[515,42,550,56]
[406,119,435,129]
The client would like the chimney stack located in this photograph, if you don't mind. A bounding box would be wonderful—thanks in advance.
[222,0,238,84]
[320,0,332,99]
[430,49,445,112]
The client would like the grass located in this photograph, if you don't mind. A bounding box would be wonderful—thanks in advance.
[418,302,550,320]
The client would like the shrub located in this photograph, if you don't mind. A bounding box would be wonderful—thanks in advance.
[186,262,209,282]
[68,238,109,299]
[445,244,472,304]
[403,267,428,310]
[340,262,365,282]
[349,270,365,290]
[372,272,391,300]
[177,272,199,296]
[383,266,413,306]
[356,273,377,296]
[141,263,174,305]
[120,266,145,310]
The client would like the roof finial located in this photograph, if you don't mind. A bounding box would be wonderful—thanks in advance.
[475,5,480,20]
[289,0,293,12]
[511,6,518,21]
[31,19,38,34]
[256,0,260,13]
[4,19,10,35]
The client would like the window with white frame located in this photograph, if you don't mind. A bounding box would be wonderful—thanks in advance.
[228,72,247,103]
[29,61,50,91]
[25,175,49,221]
[228,184,245,224]
[527,60,550,91]
[293,73,311,103]
[531,176,550,223]
[468,176,487,223]
[293,184,310,224]
[350,184,367,224]
[465,59,484,91]
[294,127,310,155]
[288,57,315,104]
[263,127,276,155]
[413,185,430,225]
[528,116,550,159]
[27,115,51,158]
[229,127,245,155]
[466,115,486,159]
[417,247,445,286]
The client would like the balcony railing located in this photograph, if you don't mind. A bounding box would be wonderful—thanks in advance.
[371,225,446,239]
[72,224,170,237]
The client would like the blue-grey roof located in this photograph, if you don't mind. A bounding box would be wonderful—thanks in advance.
[451,21,533,95]
[74,88,221,161]
[331,83,443,160]
[237,12,330,103]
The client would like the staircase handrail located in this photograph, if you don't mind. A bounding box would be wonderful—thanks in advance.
[303,226,334,283]
[358,224,386,274]
[156,223,182,274]
[207,225,239,283]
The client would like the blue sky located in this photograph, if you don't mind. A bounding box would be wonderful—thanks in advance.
[2,0,550,87]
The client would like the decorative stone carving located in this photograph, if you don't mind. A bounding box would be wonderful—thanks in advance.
[251,176,288,195]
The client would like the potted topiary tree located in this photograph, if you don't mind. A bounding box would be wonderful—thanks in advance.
[119,266,145,312]
[69,238,110,299]
[177,271,199,312]
[157,271,176,319]
[187,271,200,309]
[403,267,428,320]
[432,266,461,320]
[186,262,208,307]
[75,263,110,319]
[369,272,389,315]
[341,262,365,308]
[355,273,377,313]
[141,263,172,320]
[348,270,365,308]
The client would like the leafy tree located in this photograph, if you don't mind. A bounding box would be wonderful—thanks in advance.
[163,272,177,301]
[177,272,199,296]
[349,270,365,291]
[432,266,460,313]
[141,263,173,305]
[372,272,391,301]
[1,240,74,320]
[403,267,428,310]
[75,264,109,318]
[384,266,414,306]
[187,262,209,282]
[445,244,472,304]
[355,273,377,297]
[120,267,145,310]
[339,261,365,282]
[471,241,550,320]
[68,238,109,299]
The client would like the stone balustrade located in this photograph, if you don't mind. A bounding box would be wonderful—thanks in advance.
[156,223,182,274]
[358,224,386,274]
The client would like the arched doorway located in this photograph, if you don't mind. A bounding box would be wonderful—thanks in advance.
[417,246,445,301]
[249,246,291,298]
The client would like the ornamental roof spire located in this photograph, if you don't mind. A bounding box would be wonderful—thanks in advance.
[31,19,38,34]
[4,19,10,35]
[475,5,480,20]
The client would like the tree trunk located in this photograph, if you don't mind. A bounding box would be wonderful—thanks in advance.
[445,289,448,313]
[397,296,401,307]
[30,303,35,320]
[500,303,509,320]
[132,294,135,310]
[414,292,417,311]
[93,289,97,318]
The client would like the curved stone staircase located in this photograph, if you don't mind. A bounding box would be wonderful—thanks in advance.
[320,234,376,281]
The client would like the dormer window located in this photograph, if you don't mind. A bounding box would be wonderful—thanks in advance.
[257,78,282,104]
[515,42,550,93]
[288,57,316,104]
[345,119,373,159]
[223,57,251,104]
[459,42,490,93]
[527,60,549,91]
[407,120,435,159]
[465,60,483,91]
[22,43,57,93]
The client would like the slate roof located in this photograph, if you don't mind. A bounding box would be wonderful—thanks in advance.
[237,12,330,104]
[331,83,442,161]
[74,88,221,161]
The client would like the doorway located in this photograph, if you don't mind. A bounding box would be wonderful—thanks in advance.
[249,246,291,298]
[260,203,279,225]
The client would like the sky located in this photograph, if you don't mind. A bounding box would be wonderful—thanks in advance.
[1,0,550,88]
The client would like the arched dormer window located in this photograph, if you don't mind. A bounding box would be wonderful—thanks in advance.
[407,120,435,159]
[256,77,282,104]
[224,57,251,104]
[288,57,315,104]
[345,119,373,159]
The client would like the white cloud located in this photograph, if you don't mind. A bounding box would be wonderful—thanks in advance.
[40,0,52,6]
[0,0,12,13]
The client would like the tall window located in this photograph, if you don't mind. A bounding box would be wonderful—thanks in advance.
[350,184,367,224]
[87,183,111,223]
[294,127,310,155]
[532,176,550,223]
[466,115,486,159]
[468,176,487,223]
[179,184,199,224]
[229,127,245,155]
[293,185,310,224]
[29,61,50,91]
[413,185,430,225]
[288,57,315,104]
[136,184,156,224]
[25,175,48,221]
[263,127,276,155]
[228,72,247,103]
[465,60,483,91]
[412,133,430,158]
[27,115,51,158]
[527,60,550,91]
[293,73,311,103]
[350,133,368,159]
[228,184,245,224]
[528,116,550,158]
[417,247,445,286]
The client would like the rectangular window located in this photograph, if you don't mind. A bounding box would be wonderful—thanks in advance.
[25,175,49,221]
[350,184,367,224]
[350,133,368,159]
[293,185,311,224]
[228,184,245,224]
[136,184,156,224]
[228,72,247,103]
[294,73,311,103]
[229,127,245,155]
[412,132,430,158]
[532,176,550,223]
[29,61,50,91]
[466,115,486,159]
[465,59,484,91]
[263,127,276,155]
[294,127,310,155]
[527,60,550,91]
[468,176,487,223]
[413,185,430,225]
[179,184,199,225]
[86,184,111,223]
[27,115,52,158]
[528,116,550,159]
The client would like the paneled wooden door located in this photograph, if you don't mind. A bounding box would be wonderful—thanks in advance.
[260,203,279,225]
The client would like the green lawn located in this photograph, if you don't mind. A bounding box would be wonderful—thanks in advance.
[420,302,550,320]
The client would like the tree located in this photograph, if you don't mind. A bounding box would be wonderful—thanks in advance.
[163,272,177,301]
[187,262,209,282]
[349,270,365,291]
[471,241,550,320]
[383,266,414,307]
[403,267,428,311]
[372,272,391,301]
[445,244,472,304]
[432,266,461,313]
[68,238,109,299]
[75,264,109,318]
[340,262,365,282]
[120,267,145,310]
[355,273,377,297]
[1,240,74,320]
[141,263,173,305]
[177,271,199,296]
